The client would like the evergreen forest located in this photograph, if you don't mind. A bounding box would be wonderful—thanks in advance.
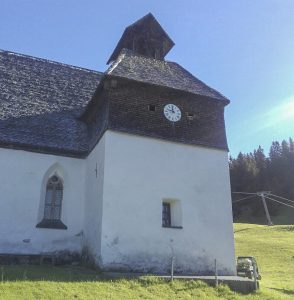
[229,138,294,224]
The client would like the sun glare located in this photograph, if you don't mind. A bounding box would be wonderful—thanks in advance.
[263,98,294,129]
[282,101,294,119]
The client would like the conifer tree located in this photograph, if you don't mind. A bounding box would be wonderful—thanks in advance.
[230,137,294,222]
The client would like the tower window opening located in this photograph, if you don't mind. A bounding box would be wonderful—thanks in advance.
[187,112,195,120]
[148,105,156,112]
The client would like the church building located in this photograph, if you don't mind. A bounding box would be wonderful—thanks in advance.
[0,13,235,274]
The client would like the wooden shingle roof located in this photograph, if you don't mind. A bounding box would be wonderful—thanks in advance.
[0,49,102,156]
[107,49,229,103]
[0,46,229,156]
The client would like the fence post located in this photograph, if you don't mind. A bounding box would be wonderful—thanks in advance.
[171,256,174,282]
[214,259,218,287]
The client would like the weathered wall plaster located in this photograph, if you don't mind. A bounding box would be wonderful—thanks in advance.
[0,131,235,275]
[100,131,236,274]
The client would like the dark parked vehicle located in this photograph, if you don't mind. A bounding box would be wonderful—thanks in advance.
[237,256,261,280]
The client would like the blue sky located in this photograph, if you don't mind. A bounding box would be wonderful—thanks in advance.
[1,0,293,157]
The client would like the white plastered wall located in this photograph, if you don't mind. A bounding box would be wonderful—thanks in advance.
[100,131,236,275]
[0,148,85,254]
[83,135,105,262]
[0,130,235,275]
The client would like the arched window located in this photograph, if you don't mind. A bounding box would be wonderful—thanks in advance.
[36,175,67,229]
[44,175,63,220]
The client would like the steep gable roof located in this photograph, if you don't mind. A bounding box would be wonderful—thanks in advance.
[106,49,229,103]
[0,50,102,156]
[107,13,174,64]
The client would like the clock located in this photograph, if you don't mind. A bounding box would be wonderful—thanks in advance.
[164,104,181,122]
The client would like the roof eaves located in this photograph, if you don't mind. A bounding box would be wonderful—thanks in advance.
[0,141,88,159]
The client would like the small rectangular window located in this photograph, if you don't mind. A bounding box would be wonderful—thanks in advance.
[148,105,156,112]
[162,199,183,229]
[162,203,171,227]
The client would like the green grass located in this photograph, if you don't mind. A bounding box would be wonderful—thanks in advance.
[0,275,267,300]
[0,224,293,299]
[234,223,294,299]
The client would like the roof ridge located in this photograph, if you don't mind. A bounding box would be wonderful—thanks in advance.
[0,48,103,75]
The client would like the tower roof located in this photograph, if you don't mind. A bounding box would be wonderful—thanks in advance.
[107,49,229,103]
[107,13,175,64]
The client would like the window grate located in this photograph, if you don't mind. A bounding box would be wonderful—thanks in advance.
[37,174,67,230]
[162,203,171,227]
[44,176,63,221]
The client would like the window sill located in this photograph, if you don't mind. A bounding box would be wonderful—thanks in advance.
[36,219,67,230]
[162,226,183,229]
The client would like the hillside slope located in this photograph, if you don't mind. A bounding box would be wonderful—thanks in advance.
[234,223,294,298]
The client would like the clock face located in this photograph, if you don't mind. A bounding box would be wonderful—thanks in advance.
[164,104,181,122]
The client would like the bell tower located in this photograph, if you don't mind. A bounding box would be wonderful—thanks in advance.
[83,13,235,276]
[107,13,175,63]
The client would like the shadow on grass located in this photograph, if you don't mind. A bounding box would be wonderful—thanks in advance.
[234,227,253,233]
[0,265,100,282]
[268,287,294,296]
[0,265,167,285]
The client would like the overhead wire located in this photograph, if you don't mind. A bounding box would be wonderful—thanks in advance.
[269,194,294,204]
[265,196,294,209]
[232,192,258,195]
[232,191,294,209]
[232,195,257,203]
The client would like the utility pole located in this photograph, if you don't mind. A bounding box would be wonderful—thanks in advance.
[258,192,274,226]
